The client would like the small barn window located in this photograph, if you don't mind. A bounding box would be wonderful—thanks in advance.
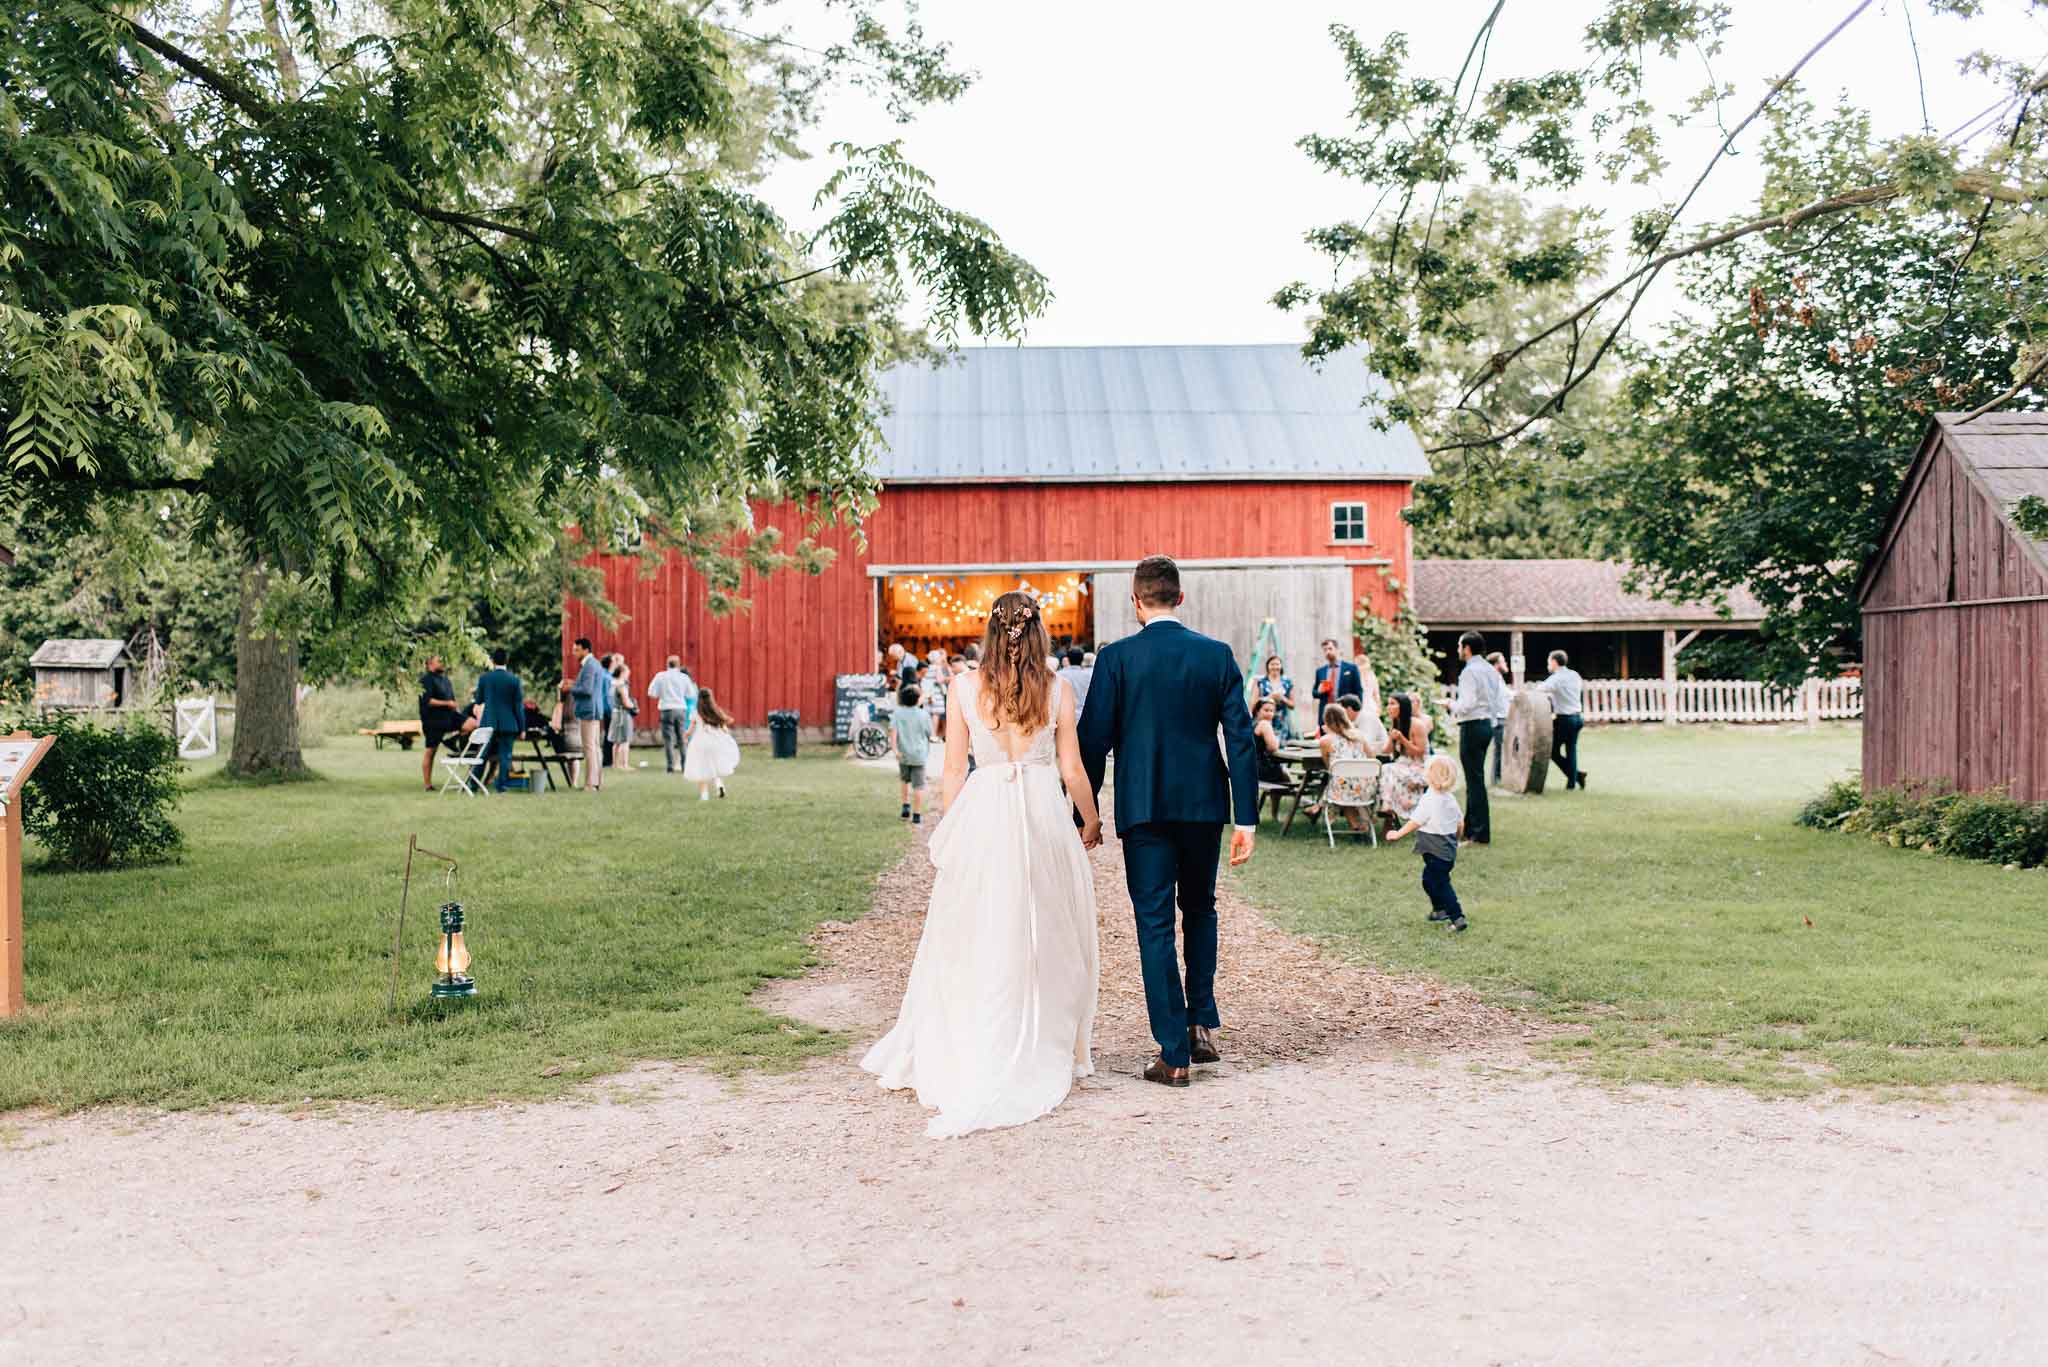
[1330,502,1368,544]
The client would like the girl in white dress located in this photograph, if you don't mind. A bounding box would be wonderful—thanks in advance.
[682,688,739,800]
[863,591,1104,1139]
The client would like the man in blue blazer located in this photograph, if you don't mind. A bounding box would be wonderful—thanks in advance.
[1310,638,1364,720]
[1078,555,1260,1088]
[472,647,526,793]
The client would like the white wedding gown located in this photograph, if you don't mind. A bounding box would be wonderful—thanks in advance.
[861,675,1099,1138]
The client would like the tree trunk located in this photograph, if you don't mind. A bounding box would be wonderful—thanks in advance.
[229,560,306,777]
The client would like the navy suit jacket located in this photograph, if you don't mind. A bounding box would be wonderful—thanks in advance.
[473,668,526,737]
[1077,620,1260,832]
[1312,660,1364,711]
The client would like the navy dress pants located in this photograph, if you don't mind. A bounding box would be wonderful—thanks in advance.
[1120,821,1224,1068]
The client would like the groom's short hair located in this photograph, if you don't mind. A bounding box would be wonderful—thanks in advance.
[1133,555,1181,607]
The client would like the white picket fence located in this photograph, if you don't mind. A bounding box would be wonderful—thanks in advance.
[1435,677,1861,726]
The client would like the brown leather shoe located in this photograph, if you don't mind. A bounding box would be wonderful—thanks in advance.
[1142,1058,1191,1088]
[1188,1025,1220,1065]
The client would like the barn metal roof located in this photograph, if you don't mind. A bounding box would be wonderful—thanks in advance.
[1858,410,2048,602]
[874,344,1431,484]
[1411,559,1766,629]
[29,639,131,668]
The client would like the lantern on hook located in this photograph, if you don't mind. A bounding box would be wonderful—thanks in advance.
[431,901,477,999]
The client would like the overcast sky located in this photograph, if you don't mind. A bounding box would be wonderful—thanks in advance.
[752,0,2045,348]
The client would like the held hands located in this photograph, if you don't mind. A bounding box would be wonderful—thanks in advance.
[1229,828,1256,866]
[1080,816,1103,850]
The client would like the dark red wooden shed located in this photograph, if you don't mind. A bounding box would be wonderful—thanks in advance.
[1858,411,2048,800]
[565,344,1429,735]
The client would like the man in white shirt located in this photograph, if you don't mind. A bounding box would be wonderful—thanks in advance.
[646,655,698,774]
[1449,631,1506,843]
[1539,649,1587,790]
[1056,646,1093,717]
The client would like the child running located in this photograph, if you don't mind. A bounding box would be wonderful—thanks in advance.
[890,683,932,824]
[1387,752,1468,932]
[682,687,740,801]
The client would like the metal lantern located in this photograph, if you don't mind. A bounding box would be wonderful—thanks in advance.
[431,901,477,999]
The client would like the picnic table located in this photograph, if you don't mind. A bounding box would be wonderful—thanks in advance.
[359,720,423,750]
[1262,743,1328,836]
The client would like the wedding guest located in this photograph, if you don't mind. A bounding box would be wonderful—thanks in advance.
[549,683,586,787]
[960,643,981,671]
[1256,655,1297,739]
[1450,632,1506,843]
[1311,638,1363,718]
[607,656,638,768]
[890,683,932,825]
[1252,696,1291,821]
[924,649,951,727]
[569,637,611,792]
[1057,646,1094,717]
[1540,649,1588,789]
[896,643,920,686]
[471,647,525,793]
[1312,702,1375,836]
[1377,691,1432,825]
[683,687,739,800]
[416,654,465,792]
[1485,650,1512,784]
[1387,753,1468,932]
[648,655,698,774]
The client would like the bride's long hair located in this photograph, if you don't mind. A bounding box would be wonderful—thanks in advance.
[976,590,1054,733]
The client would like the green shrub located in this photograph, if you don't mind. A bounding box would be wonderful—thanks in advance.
[1796,776,1862,829]
[17,713,185,868]
[1817,777,2048,869]
[1941,791,2048,868]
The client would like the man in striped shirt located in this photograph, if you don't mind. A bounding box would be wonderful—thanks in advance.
[1450,632,1508,843]
[1540,650,1587,790]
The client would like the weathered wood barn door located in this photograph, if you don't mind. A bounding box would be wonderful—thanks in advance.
[1094,564,1354,732]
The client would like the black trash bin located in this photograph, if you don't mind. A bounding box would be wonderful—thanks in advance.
[768,710,800,759]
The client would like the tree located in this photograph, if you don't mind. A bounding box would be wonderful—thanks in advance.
[1597,104,2032,683]
[1277,2,2046,457]
[2,1,1046,774]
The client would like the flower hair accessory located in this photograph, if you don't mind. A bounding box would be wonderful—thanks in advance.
[995,599,1039,642]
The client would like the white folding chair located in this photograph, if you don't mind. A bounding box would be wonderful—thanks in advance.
[439,727,495,798]
[1323,757,1381,849]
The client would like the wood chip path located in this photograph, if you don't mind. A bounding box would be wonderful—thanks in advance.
[775,811,1530,1075]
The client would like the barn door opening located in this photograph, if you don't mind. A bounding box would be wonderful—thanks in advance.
[878,571,1096,662]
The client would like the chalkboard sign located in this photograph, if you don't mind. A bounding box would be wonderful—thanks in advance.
[832,673,893,744]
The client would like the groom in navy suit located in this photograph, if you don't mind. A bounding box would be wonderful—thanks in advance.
[1078,555,1260,1088]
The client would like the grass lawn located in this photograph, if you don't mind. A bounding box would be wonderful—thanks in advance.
[2,740,908,1111]
[1232,722,2048,1093]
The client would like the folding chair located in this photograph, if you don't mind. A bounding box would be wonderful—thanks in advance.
[1322,757,1381,849]
[438,727,495,798]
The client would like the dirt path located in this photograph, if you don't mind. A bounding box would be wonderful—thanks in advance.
[4,829,2045,1366]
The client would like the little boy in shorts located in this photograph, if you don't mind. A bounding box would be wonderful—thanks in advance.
[1387,753,1468,932]
[891,684,932,824]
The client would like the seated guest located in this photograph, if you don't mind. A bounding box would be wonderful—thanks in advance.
[1308,703,1375,835]
[1377,691,1432,826]
[1251,697,1291,820]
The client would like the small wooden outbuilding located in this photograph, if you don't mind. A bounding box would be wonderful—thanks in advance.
[1858,412,2048,801]
[29,639,133,712]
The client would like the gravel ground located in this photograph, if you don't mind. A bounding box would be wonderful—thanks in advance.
[4,825,2045,1366]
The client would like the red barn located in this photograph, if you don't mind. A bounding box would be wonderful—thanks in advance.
[566,344,1430,737]
[1858,411,2048,800]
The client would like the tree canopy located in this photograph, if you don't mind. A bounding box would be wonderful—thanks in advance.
[2,0,1046,768]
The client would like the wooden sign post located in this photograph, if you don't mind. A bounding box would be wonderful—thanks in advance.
[1,732,57,1018]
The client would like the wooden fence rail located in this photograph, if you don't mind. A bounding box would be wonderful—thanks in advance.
[1434,677,1862,726]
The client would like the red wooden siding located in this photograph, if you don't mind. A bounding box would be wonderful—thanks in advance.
[1861,435,2048,802]
[566,479,1415,731]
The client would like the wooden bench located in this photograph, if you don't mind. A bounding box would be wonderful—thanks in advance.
[359,720,424,750]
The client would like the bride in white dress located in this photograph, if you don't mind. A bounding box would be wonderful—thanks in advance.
[862,591,1104,1138]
